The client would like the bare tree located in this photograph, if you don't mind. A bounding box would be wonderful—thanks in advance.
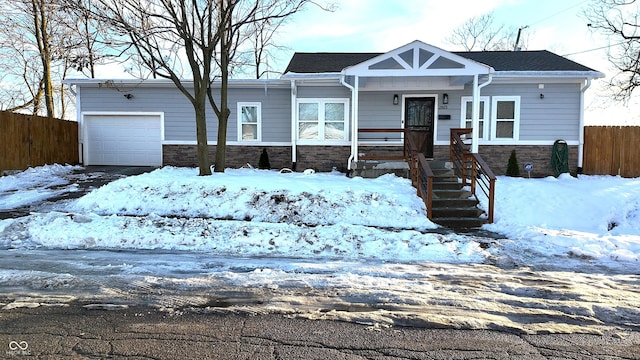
[447,12,526,51]
[586,0,640,101]
[74,0,320,175]
[0,0,79,118]
[246,12,288,79]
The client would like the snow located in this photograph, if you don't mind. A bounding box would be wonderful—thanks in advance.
[1,165,640,334]
[1,165,639,271]
[0,164,82,210]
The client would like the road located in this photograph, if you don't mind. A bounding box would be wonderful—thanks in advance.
[1,303,639,359]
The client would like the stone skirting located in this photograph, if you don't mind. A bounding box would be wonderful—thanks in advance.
[434,144,578,177]
[163,144,577,176]
[163,145,351,172]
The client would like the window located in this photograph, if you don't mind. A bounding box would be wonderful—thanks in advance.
[491,96,520,140]
[297,99,348,141]
[237,102,261,141]
[461,96,489,140]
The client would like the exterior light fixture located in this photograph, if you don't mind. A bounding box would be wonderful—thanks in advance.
[442,93,449,104]
[124,93,133,100]
[393,94,399,105]
[539,93,545,99]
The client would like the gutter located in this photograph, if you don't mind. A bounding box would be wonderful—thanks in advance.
[578,78,592,172]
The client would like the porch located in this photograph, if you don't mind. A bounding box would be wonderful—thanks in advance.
[350,128,496,229]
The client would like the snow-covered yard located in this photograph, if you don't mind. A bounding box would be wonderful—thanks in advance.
[1,164,638,271]
[1,164,639,334]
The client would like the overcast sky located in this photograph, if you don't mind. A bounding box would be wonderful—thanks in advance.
[271,0,638,125]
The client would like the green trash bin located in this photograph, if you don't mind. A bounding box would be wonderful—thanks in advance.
[551,139,569,177]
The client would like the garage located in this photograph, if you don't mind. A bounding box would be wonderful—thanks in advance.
[84,114,162,166]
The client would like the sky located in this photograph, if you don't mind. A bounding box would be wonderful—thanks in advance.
[87,0,639,125]
[268,0,639,125]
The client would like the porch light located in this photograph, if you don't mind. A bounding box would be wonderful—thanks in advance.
[442,93,449,104]
[393,94,399,105]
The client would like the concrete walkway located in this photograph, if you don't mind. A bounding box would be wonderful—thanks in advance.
[1,304,638,359]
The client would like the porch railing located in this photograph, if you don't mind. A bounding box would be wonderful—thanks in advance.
[450,128,496,223]
[404,133,434,220]
[357,128,405,160]
[356,128,435,220]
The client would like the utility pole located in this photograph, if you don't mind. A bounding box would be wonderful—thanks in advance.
[514,25,529,51]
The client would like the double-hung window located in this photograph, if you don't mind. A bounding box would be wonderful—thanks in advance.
[461,96,489,140]
[297,99,348,141]
[491,96,520,141]
[237,102,261,141]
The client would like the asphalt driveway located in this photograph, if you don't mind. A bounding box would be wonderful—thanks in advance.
[0,166,156,219]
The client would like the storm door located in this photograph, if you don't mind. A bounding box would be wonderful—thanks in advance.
[404,97,435,158]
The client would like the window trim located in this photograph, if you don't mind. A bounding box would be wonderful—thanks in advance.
[490,96,520,141]
[460,96,490,141]
[296,98,349,143]
[237,102,262,142]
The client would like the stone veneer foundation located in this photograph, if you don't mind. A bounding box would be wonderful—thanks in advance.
[163,144,578,176]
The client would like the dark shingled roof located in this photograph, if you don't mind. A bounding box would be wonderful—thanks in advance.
[284,50,599,74]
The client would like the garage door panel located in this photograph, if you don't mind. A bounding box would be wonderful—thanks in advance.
[85,115,162,166]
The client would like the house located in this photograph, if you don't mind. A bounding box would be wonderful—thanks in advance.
[65,40,604,176]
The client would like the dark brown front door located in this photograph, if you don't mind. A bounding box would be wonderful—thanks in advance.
[405,97,435,158]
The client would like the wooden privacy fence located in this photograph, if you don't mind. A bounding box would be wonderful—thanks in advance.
[0,111,79,174]
[583,126,640,178]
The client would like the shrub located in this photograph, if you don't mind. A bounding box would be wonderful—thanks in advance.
[506,150,520,177]
[258,148,271,170]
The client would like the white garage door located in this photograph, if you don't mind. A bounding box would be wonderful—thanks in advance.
[85,114,162,166]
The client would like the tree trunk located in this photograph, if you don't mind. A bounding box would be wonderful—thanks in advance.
[194,97,212,176]
[33,0,55,117]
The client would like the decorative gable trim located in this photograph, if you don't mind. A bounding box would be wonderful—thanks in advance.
[343,40,493,77]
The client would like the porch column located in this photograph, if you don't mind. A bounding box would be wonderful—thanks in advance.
[471,74,480,154]
[344,75,359,170]
[290,80,297,168]
[353,76,359,165]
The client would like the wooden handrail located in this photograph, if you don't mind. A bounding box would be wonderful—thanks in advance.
[359,128,404,133]
[404,129,434,220]
[450,128,496,223]
[355,127,436,221]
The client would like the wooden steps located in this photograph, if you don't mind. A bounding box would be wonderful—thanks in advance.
[429,162,488,229]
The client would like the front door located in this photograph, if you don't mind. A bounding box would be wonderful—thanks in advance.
[404,97,435,158]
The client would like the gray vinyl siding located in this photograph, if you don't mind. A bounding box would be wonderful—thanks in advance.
[434,83,582,142]
[358,92,403,128]
[296,86,351,99]
[358,92,404,142]
[79,84,291,143]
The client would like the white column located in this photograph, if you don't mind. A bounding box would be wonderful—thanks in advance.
[471,74,480,154]
[290,80,297,166]
[353,76,359,164]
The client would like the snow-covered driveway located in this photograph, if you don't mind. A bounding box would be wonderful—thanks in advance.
[0,165,638,334]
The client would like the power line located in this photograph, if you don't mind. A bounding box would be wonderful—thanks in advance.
[526,0,590,28]
[562,41,627,57]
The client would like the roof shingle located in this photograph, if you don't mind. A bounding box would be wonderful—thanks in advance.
[283,50,599,74]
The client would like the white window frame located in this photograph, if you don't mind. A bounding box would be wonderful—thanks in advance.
[491,96,520,141]
[237,102,262,142]
[460,96,490,141]
[296,98,349,143]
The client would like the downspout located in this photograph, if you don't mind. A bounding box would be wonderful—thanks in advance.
[578,78,592,173]
[341,74,358,170]
[290,80,297,170]
[471,73,493,153]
